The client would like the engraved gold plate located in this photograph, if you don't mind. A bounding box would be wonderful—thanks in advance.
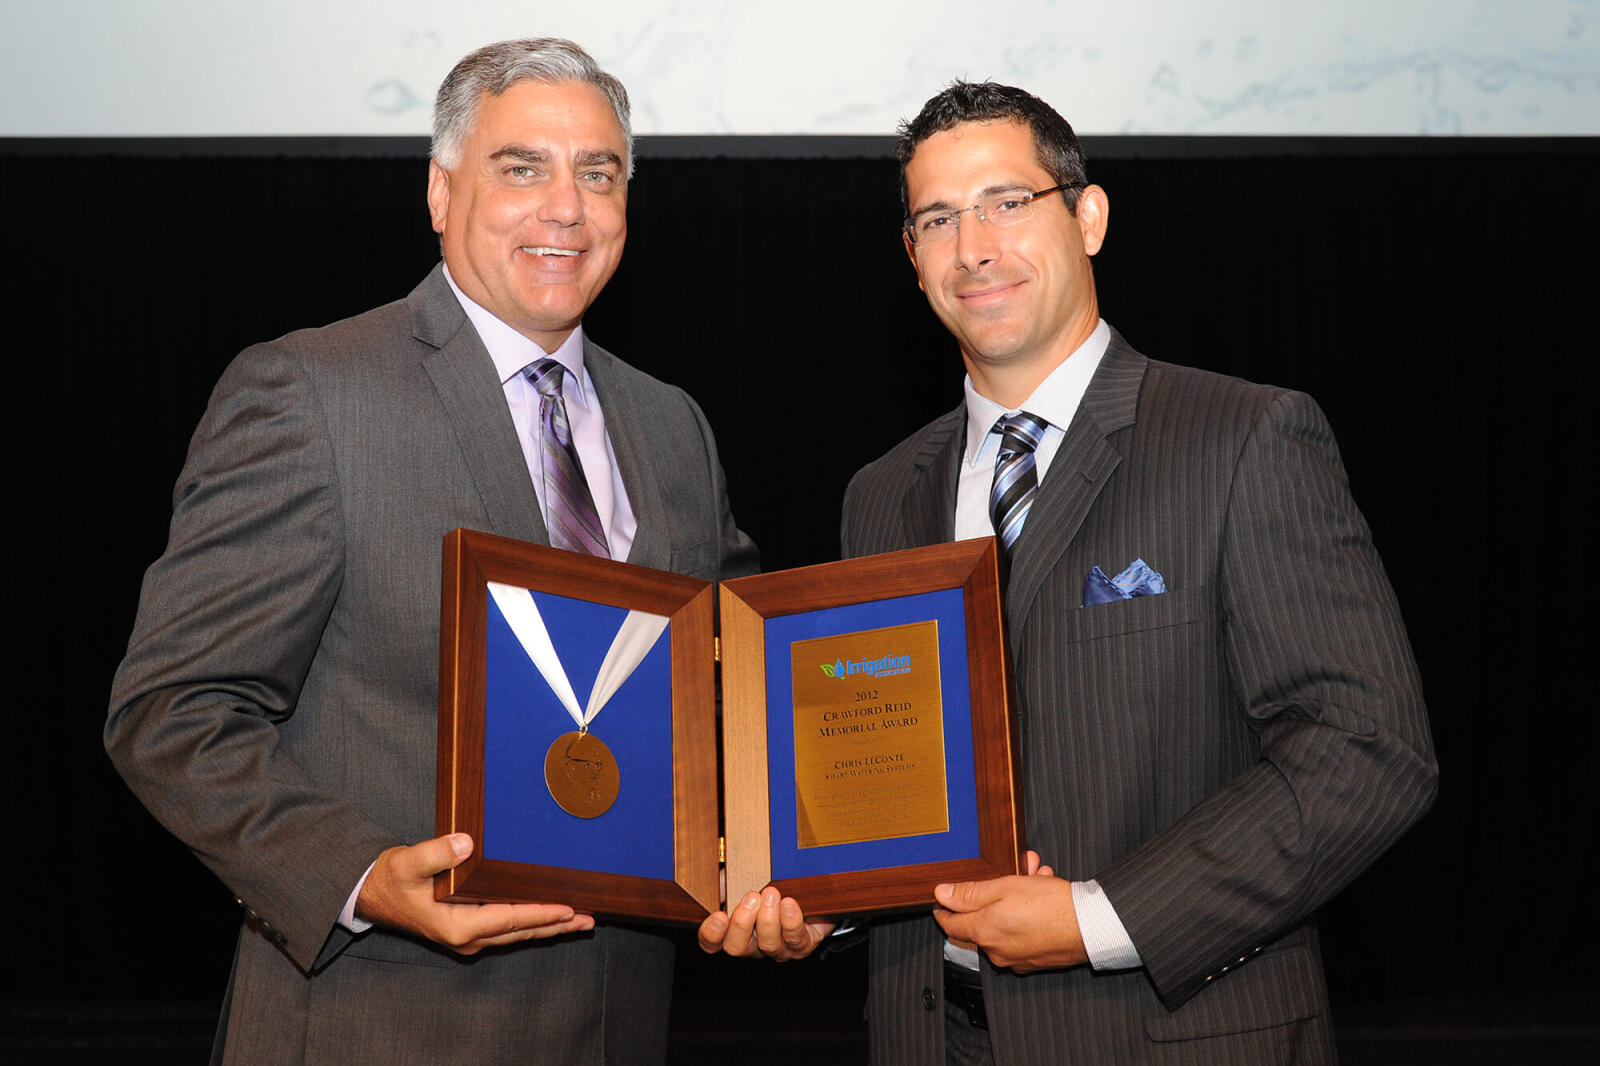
[789,620,947,848]
[544,731,621,818]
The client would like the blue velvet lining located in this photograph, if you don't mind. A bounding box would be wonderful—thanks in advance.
[481,588,675,880]
[763,588,980,879]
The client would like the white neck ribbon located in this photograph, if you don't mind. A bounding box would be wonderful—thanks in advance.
[488,582,669,732]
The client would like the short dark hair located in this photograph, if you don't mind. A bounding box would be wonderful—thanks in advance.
[895,81,1087,218]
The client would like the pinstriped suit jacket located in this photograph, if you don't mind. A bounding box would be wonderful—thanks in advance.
[107,265,758,1065]
[842,331,1435,1065]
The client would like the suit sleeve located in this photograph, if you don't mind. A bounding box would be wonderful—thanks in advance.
[681,389,759,580]
[1093,389,1437,1009]
[840,472,866,560]
[106,342,400,974]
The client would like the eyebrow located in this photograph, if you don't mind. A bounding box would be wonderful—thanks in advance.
[908,181,1035,218]
[487,145,623,172]
[574,149,624,170]
[489,144,553,165]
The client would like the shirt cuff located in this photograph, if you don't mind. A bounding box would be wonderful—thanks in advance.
[944,940,982,970]
[338,861,377,934]
[1072,879,1143,971]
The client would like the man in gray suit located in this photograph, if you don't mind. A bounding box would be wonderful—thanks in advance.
[107,38,756,1064]
[701,82,1434,1064]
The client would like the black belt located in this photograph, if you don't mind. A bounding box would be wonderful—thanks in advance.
[943,959,987,1030]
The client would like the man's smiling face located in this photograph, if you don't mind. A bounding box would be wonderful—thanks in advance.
[903,119,1106,402]
[427,78,628,351]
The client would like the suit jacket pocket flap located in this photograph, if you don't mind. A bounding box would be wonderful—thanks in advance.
[1143,941,1323,1042]
[1061,584,1209,645]
[343,929,461,970]
[668,540,716,579]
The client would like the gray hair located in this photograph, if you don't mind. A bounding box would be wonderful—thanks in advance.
[432,38,633,177]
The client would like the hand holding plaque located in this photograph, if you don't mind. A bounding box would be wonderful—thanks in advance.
[931,857,1087,973]
[697,886,838,962]
[360,832,594,953]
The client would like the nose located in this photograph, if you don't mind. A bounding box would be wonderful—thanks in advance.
[538,173,586,226]
[953,210,1000,272]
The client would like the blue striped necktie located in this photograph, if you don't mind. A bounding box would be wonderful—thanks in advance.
[989,412,1050,554]
[524,358,610,558]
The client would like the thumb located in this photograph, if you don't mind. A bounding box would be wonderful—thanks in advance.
[933,878,994,912]
[397,833,475,878]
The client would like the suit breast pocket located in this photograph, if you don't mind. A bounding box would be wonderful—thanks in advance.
[1056,584,1210,645]
[1014,582,1223,802]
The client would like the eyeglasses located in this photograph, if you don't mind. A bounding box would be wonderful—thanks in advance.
[904,182,1085,245]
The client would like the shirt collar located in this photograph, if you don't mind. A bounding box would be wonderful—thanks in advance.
[962,319,1111,468]
[442,263,592,408]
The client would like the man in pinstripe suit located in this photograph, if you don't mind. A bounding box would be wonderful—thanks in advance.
[701,82,1435,1064]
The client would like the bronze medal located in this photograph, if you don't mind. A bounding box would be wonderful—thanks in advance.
[544,730,621,818]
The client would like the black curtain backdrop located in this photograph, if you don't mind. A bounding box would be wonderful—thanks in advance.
[3,141,1595,1047]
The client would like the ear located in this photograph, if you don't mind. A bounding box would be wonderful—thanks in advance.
[1075,184,1109,257]
[426,159,450,235]
[903,229,927,293]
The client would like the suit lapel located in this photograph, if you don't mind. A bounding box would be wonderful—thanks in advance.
[1003,335,1146,644]
[410,266,548,544]
[583,340,672,572]
[899,407,965,549]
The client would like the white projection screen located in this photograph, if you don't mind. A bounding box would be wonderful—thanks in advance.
[2,0,1596,139]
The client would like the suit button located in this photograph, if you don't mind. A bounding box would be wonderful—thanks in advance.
[922,987,937,1011]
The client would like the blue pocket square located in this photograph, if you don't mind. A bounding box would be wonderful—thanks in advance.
[1082,558,1166,607]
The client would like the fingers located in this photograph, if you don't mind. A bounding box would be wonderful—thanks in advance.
[932,904,976,945]
[717,891,764,956]
[435,901,594,954]
[697,910,732,954]
[454,907,595,951]
[753,888,789,956]
[778,898,813,953]
[781,900,835,956]
[935,875,1087,972]
[701,889,827,960]
[359,835,600,955]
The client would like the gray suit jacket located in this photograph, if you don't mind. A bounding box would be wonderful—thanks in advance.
[107,265,758,1065]
[842,332,1435,1065]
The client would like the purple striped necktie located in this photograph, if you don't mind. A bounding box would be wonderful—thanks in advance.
[524,358,610,558]
[989,412,1051,555]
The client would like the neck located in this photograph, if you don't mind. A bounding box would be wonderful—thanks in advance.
[964,329,1096,410]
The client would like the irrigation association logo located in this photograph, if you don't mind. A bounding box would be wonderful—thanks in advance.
[820,652,912,679]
